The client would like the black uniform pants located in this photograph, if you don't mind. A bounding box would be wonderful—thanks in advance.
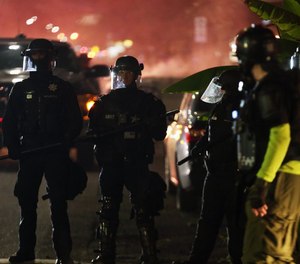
[189,169,245,264]
[98,159,152,226]
[14,151,72,259]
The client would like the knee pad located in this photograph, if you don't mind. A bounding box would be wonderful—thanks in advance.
[98,196,120,221]
[96,196,119,242]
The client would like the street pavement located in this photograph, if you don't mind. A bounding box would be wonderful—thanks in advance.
[0,142,229,264]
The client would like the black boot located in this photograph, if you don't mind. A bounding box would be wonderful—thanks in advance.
[91,218,117,264]
[10,208,37,264]
[138,225,159,264]
[9,250,35,264]
[55,258,74,264]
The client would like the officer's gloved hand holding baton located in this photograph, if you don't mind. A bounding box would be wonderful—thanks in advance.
[177,139,206,166]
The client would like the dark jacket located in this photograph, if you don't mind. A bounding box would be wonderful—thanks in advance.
[3,72,82,153]
[88,87,167,163]
[244,70,299,169]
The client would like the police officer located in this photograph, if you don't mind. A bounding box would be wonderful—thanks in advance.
[235,24,300,263]
[173,69,245,264]
[88,55,167,264]
[3,39,82,264]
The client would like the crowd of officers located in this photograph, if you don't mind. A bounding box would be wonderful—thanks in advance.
[2,23,300,264]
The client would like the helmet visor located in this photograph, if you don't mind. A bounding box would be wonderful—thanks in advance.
[22,54,56,72]
[23,55,38,72]
[201,77,225,104]
[111,69,141,89]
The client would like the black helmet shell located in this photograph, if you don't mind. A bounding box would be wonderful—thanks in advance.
[23,38,55,57]
[236,25,277,65]
[22,38,56,72]
[113,55,144,75]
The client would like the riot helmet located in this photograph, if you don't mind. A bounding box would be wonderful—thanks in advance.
[22,38,56,72]
[235,24,277,74]
[110,55,144,89]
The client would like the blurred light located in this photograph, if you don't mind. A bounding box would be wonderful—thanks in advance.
[79,14,100,25]
[97,50,108,57]
[261,19,272,26]
[238,81,244,92]
[91,45,100,53]
[57,33,68,42]
[123,39,133,48]
[230,42,237,53]
[232,110,238,119]
[87,51,96,58]
[26,16,37,25]
[45,23,53,30]
[170,177,178,186]
[229,38,238,62]
[168,124,182,141]
[165,125,173,139]
[8,45,20,50]
[60,36,68,42]
[80,46,89,54]
[57,33,65,41]
[188,127,205,143]
[107,43,125,58]
[9,69,22,75]
[73,45,82,53]
[70,32,79,40]
[51,26,60,33]
[86,99,95,111]
[115,41,123,46]
[194,16,207,43]
[12,78,24,83]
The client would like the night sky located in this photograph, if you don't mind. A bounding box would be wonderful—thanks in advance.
[0,0,260,77]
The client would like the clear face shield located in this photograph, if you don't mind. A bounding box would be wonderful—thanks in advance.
[290,47,300,69]
[110,68,142,90]
[22,51,56,72]
[201,77,225,104]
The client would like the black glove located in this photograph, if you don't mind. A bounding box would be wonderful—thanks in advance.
[8,146,21,160]
[190,140,206,160]
[248,178,270,209]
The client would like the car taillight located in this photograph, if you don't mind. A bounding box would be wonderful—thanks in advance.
[185,127,206,143]
[0,117,3,123]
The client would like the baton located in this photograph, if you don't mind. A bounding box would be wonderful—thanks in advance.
[0,142,62,161]
[166,109,179,116]
[177,133,236,166]
[177,155,193,166]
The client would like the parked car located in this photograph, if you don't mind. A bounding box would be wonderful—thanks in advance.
[0,34,110,169]
[164,92,214,211]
